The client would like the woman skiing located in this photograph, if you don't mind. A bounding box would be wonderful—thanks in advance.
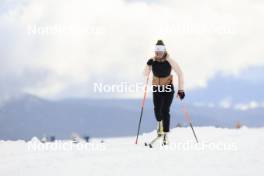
[144,40,185,145]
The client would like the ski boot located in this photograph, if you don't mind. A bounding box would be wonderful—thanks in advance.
[157,121,164,137]
[162,133,169,146]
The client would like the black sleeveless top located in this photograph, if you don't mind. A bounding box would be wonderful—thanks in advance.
[147,58,172,78]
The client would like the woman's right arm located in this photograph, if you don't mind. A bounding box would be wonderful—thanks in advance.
[143,58,153,77]
[143,65,151,77]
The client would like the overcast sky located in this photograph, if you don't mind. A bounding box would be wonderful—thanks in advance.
[0,0,264,100]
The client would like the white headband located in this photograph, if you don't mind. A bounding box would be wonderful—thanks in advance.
[155,45,166,52]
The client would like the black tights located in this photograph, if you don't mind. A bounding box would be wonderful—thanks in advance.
[153,86,174,132]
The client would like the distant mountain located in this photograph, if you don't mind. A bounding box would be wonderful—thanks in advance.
[0,94,263,140]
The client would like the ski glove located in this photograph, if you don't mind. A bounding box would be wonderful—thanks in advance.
[177,90,185,100]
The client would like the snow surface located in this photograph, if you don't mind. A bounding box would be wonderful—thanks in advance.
[0,127,263,176]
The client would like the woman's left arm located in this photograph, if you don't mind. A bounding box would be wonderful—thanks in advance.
[167,56,184,91]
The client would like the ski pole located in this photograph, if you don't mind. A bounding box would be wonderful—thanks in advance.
[178,97,199,143]
[135,73,150,144]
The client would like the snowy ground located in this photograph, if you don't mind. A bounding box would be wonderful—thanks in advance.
[0,127,263,176]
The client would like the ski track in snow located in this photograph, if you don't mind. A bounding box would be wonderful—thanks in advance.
[0,127,263,176]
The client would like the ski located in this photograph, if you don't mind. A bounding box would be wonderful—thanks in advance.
[144,133,170,148]
[144,134,163,148]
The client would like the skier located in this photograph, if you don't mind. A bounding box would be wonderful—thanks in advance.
[143,40,185,145]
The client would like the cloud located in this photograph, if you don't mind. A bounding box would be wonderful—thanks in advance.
[234,101,264,111]
[219,97,232,109]
[0,0,264,99]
